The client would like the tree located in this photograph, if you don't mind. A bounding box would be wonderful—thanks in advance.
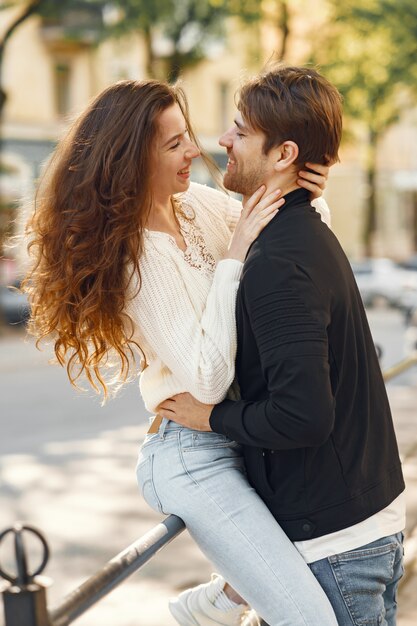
[227,0,291,62]
[162,0,227,82]
[311,0,417,255]
[104,0,292,83]
[105,0,230,81]
[99,0,169,79]
[263,0,290,61]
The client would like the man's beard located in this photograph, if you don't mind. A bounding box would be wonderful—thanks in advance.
[223,160,266,197]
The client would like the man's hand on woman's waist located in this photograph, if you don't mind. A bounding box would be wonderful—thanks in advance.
[157,393,214,431]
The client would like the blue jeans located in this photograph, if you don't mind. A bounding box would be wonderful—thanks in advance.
[307,533,405,626]
[136,420,338,626]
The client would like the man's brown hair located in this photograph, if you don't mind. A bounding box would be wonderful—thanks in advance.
[238,65,343,166]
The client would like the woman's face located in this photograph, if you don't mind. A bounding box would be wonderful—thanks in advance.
[150,103,200,202]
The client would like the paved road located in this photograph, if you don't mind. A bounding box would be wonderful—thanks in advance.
[0,329,148,455]
[0,310,416,625]
[0,309,413,454]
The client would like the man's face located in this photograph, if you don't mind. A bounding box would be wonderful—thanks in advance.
[219,112,270,196]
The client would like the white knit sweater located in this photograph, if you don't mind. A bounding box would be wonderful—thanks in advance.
[126,182,331,413]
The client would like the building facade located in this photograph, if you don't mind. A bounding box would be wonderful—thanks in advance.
[1,2,416,267]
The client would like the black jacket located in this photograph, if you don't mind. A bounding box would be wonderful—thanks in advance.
[210,188,405,541]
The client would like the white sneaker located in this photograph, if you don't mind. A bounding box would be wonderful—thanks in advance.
[241,610,262,626]
[169,573,249,626]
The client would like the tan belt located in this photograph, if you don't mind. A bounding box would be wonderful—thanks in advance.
[147,414,163,434]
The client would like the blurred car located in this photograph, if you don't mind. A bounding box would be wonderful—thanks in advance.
[397,254,417,272]
[0,281,30,325]
[395,254,417,317]
[398,289,417,319]
[350,258,417,309]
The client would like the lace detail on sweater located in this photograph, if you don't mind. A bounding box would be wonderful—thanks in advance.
[176,212,216,274]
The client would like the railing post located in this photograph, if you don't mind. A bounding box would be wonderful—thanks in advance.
[2,581,51,626]
[0,523,51,626]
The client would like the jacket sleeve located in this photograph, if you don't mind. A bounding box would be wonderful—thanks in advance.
[210,253,336,449]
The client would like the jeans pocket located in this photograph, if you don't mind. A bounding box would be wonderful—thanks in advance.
[136,451,165,514]
[179,430,245,479]
[181,430,241,452]
[327,540,398,625]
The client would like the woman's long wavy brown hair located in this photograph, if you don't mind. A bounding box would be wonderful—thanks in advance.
[23,79,216,399]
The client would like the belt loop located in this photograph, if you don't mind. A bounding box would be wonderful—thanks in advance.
[159,417,169,440]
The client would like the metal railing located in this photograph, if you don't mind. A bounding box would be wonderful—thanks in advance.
[383,351,417,383]
[1,353,417,626]
[0,517,185,626]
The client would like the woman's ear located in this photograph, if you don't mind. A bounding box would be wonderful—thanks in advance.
[273,141,299,172]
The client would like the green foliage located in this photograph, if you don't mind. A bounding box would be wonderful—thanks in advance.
[311,0,417,250]
[103,0,235,80]
[160,0,227,80]
[15,0,264,82]
[102,0,268,80]
[104,0,171,33]
[225,0,262,22]
[0,2,17,11]
[312,0,417,136]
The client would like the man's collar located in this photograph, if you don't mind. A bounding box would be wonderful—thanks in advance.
[282,187,310,206]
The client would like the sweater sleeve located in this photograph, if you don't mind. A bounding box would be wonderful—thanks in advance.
[128,256,243,404]
[209,254,335,449]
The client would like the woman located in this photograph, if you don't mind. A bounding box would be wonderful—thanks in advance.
[24,79,337,626]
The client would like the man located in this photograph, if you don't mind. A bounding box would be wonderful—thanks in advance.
[159,65,405,625]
